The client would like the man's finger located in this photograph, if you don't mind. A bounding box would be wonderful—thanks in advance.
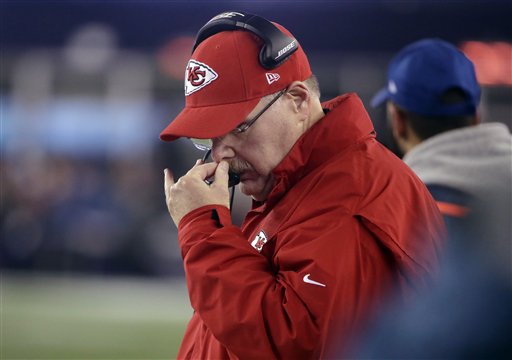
[212,161,229,190]
[188,161,219,180]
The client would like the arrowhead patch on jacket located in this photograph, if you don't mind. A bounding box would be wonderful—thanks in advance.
[251,230,268,252]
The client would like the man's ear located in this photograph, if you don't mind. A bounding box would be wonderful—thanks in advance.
[387,102,408,139]
[285,81,309,113]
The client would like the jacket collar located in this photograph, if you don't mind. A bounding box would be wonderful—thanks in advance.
[253,93,375,210]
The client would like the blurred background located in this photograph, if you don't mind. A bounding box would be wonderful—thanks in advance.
[1,0,511,358]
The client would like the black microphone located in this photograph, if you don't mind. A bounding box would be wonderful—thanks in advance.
[228,171,241,187]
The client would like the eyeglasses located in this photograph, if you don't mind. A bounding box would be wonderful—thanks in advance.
[190,88,287,151]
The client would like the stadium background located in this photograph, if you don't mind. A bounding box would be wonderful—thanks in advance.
[1,1,511,358]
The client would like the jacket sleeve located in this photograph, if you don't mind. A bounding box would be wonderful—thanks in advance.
[178,203,391,359]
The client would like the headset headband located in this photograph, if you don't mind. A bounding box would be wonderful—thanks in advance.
[192,11,298,70]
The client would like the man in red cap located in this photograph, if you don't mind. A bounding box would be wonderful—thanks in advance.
[162,11,444,359]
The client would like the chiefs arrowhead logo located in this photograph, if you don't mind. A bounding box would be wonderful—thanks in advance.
[184,59,218,96]
[251,230,268,252]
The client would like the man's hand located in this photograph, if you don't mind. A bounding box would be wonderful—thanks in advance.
[164,160,230,226]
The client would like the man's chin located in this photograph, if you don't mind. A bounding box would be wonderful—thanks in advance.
[239,179,272,202]
[240,180,261,200]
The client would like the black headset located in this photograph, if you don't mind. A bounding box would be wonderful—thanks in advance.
[192,11,298,70]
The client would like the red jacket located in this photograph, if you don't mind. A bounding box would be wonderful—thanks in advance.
[176,94,445,359]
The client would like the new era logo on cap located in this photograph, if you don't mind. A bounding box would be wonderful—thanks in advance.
[185,59,218,96]
[266,73,280,84]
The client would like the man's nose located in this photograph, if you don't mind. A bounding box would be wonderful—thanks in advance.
[211,138,236,163]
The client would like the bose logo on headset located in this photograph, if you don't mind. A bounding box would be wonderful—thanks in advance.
[276,40,296,60]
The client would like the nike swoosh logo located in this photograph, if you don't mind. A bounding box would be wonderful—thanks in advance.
[303,274,326,287]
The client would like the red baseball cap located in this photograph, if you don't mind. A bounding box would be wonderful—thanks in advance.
[159,22,312,142]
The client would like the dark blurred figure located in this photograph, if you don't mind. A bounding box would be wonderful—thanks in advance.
[349,38,512,359]
[349,195,512,359]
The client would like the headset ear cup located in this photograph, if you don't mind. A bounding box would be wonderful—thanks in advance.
[259,42,287,69]
[259,46,293,70]
[259,45,273,69]
[259,35,298,69]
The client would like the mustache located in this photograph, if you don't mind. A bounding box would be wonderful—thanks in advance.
[202,150,251,175]
[227,159,251,174]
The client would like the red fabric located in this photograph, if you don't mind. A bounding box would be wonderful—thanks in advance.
[176,93,445,359]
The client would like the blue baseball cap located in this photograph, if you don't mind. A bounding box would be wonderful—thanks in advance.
[371,38,481,116]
